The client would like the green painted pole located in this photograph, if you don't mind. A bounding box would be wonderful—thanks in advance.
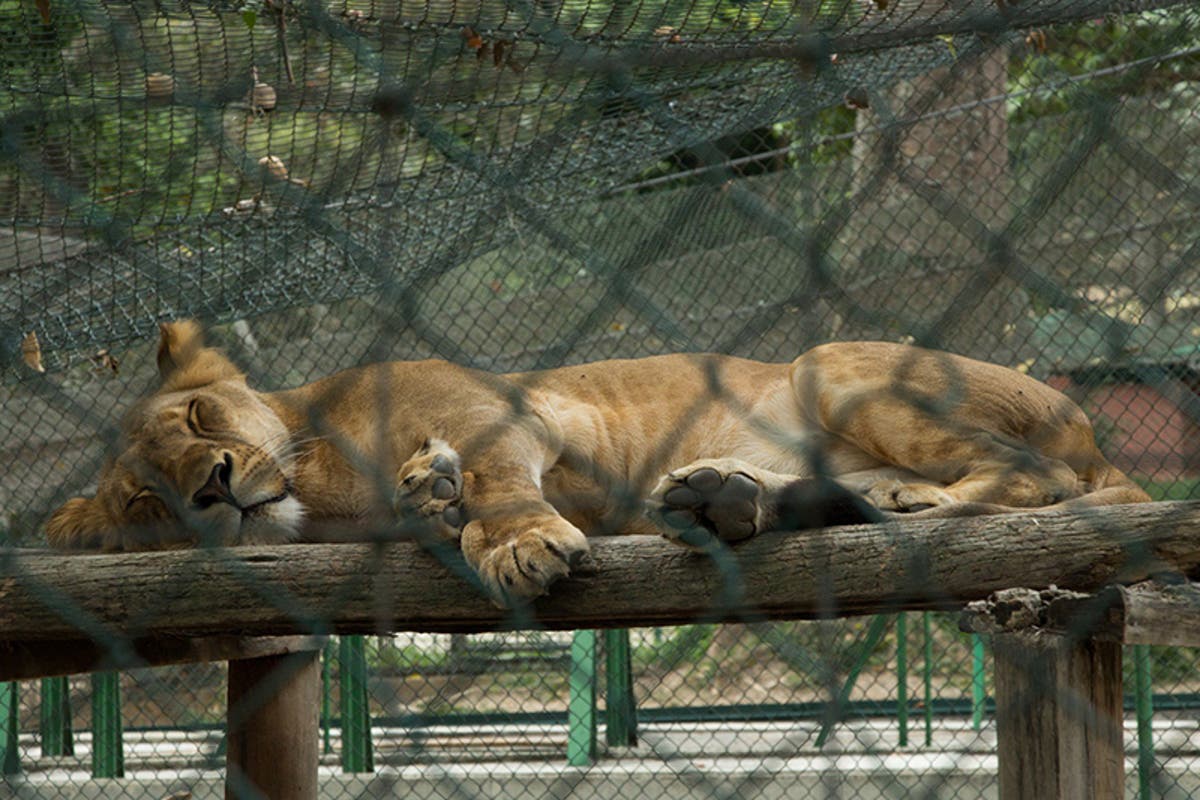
[1134,644,1154,799]
[897,613,909,747]
[1,682,18,775]
[40,677,73,756]
[338,636,374,773]
[922,612,933,747]
[604,629,637,747]
[971,634,986,731]
[322,639,333,755]
[816,614,892,748]
[567,630,597,766]
[90,672,123,778]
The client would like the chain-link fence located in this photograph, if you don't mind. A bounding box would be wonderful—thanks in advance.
[3,0,1200,797]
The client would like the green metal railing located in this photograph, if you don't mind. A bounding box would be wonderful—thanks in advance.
[1,682,17,776]
[338,636,374,773]
[1135,644,1155,800]
[605,629,638,748]
[0,626,1180,797]
[39,677,73,757]
[567,630,598,766]
[90,672,123,778]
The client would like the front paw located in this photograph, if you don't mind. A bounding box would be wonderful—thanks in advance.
[394,438,466,541]
[463,519,589,607]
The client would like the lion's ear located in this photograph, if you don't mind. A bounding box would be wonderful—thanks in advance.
[45,496,108,550]
[156,320,206,379]
[156,320,243,390]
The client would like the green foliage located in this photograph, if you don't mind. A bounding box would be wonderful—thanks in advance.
[366,639,453,674]
[1009,7,1200,123]
[0,0,84,79]
[635,625,717,673]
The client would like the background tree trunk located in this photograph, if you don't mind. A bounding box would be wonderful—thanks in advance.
[840,45,1030,363]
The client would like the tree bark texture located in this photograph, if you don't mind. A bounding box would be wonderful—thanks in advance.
[1,502,1197,640]
[226,650,321,800]
[994,633,1124,800]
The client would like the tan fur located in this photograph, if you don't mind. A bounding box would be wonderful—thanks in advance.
[47,324,1150,604]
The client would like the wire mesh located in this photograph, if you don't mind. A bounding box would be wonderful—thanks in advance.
[3,0,1200,797]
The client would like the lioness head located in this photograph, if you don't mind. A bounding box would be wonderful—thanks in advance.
[46,321,304,550]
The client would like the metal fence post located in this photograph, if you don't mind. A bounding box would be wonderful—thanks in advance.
[322,639,333,756]
[922,612,934,747]
[972,634,987,730]
[1,682,18,775]
[567,629,597,766]
[604,628,637,747]
[897,613,909,747]
[90,672,123,778]
[1133,644,1154,799]
[40,676,73,757]
[338,636,373,773]
[816,614,892,748]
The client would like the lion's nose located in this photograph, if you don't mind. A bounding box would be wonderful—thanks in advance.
[192,454,237,509]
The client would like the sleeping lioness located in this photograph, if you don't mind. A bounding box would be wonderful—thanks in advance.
[47,321,1149,605]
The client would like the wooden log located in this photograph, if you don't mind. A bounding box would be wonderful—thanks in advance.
[962,579,1200,647]
[226,650,320,800]
[1045,580,1200,646]
[1,501,1198,639]
[993,633,1124,800]
[0,635,325,681]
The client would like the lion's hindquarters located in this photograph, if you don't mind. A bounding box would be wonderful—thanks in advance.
[790,342,1140,511]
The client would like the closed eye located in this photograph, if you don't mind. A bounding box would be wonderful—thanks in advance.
[124,488,154,511]
[186,398,204,435]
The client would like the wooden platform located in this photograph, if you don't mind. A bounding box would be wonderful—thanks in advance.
[2,500,1199,799]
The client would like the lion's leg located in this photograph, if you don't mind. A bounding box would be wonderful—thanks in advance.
[903,482,1153,519]
[393,438,470,541]
[825,398,1088,511]
[648,458,880,546]
[459,471,589,606]
[879,432,1088,512]
[451,427,590,607]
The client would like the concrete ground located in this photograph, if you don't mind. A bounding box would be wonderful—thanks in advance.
[5,717,1200,798]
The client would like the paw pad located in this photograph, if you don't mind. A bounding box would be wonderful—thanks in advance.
[652,465,763,543]
[394,439,466,540]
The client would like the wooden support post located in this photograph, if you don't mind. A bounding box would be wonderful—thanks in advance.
[993,632,1124,800]
[226,650,320,800]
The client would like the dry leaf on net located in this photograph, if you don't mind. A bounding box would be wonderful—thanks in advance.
[21,331,45,373]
